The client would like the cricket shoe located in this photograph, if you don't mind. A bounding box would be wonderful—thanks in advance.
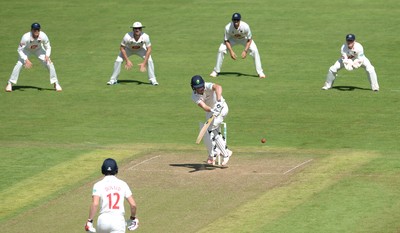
[322,82,331,90]
[259,72,266,79]
[54,82,62,92]
[5,82,12,92]
[221,149,232,166]
[150,80,159,86]
[207,155,216,165]
[107,80,117,85]
[210,71,218,78]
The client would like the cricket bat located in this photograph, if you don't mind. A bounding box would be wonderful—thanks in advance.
[196,115,215,144]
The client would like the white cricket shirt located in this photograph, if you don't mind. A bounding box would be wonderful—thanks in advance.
[192,82,225,108]
[121,32,151,51]
[224,21,252,42]
[18,31,51,60]
[341,42,365,61]
[92,175,133,216]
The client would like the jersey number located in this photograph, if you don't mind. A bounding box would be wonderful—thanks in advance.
[30,45,38,49]
[107,193,121,209]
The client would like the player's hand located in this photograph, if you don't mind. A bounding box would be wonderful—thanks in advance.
[343,59,353,71]
[84,220,96,232]
[127,217,139,231]
[230,52,237,60]
[138,63,147,72]
[125,60,133,70]
[24,59,33,69]
[352,59,362,69]
[241,50,248,59]
[211,101,224,116]
[45,56,51,64]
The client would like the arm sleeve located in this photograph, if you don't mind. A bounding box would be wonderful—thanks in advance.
[17,35,28,61]
[144,34,151,47]
[43,36,52,57]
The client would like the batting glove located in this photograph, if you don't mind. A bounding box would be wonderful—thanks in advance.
[211,101,224,116]
[127,217,139,231]
[85,219,96,233]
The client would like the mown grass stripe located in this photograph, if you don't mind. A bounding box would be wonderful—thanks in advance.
[198,151,378,233]
[0,148,136,220]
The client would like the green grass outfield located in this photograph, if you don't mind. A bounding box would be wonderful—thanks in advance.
[1,0,400,232]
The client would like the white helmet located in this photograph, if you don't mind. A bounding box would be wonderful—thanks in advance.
[131,22,145,28]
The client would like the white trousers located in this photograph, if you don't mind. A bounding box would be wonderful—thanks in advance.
[8,49,59,84]
[324,57,379,91]
[110,48,156,82]
[213,39,264,75]
[97,213,126,233]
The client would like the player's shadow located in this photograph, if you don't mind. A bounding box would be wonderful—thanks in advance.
[332,86,371,91]
[170,163,227,173]
[12,85,54,91]
[118,79,152,85]
[218,72,259,78]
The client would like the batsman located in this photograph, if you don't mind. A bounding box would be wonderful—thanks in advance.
[191,75,232,166]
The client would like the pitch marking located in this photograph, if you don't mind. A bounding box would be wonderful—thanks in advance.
[128,155,161,170]
[283,159,313,174]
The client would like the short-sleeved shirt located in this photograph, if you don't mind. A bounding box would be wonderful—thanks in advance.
[224,21,252,42]
[18,31,51,60]
[341,42,365,60]
[92,176,133,216]
[121,32,151,51]
[192,82,225,108]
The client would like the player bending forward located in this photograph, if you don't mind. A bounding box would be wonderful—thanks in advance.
[5,23,62,92]
[107,22,159,86]
[191,75,233,166]
[210,13,265,79]
[85,158,139,233]
[322,34,379,91]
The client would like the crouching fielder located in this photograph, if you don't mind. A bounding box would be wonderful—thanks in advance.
[322,34,379,91]
[5,23,62,92]
[191,75,232,166]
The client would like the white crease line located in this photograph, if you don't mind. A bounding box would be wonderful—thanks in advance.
[128,155,161,170]
[283,159,313,175]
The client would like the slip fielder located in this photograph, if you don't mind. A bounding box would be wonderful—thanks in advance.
[5,23,62,92]
[210,13,266,79]
[322,34,379,91]
[107,22,158,86]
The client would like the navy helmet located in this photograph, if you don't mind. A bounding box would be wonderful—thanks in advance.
[101,158,118,175]
[232,13,241,21]
[191,75,205,90]
[31,22,41,30]
[346,34,356,41]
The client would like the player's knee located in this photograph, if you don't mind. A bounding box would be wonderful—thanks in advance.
[116,56,124,62]
[329,66,338,73]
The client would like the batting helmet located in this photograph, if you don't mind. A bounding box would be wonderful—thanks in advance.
[346,34,356,41]
[31,22,41,30]
[101,158,118,175]
[232,13,241,21]
[191,75,205,90]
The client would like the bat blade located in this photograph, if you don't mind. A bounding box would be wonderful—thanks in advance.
[196,115,215,144]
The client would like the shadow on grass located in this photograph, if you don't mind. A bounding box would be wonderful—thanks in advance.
[12,85,54,91]
[332,86,371,91]
[170,163,228,173]
[218,72,258,78]
[118,79,152,85]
